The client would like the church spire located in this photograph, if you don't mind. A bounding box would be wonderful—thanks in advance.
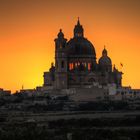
[74,17,84,38]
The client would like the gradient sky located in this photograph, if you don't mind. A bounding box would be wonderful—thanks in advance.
[0,0,140,92]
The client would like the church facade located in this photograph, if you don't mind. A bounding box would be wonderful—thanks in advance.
[43,19,123,89]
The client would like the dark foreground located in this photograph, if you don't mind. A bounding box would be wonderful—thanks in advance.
[0,110,140,140]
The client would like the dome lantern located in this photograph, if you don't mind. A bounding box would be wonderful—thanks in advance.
[74,17,84,38]
[102,46,108,56]
[57,29,64,39]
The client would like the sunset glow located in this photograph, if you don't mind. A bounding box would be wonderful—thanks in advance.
[0,0,140,92]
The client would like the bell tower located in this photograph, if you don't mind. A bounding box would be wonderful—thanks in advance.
[54,29,68,89]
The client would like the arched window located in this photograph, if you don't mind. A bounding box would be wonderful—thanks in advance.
[69,63,71,70]
[61,61,64,68]
[88,63,91,71]
[75,62,77,67]
[69,63,74,70]
[88,78,95,83]
[71,63,74,70]
[78,62,80,66]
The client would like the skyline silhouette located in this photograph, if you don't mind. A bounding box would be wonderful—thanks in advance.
[0,0,140,92]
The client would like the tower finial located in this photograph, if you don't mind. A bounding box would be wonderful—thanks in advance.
[77,17,80,25]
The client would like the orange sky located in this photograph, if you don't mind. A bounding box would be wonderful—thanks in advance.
[0,0,140,92]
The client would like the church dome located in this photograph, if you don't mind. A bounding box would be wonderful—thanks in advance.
[67,37,96,56]
[99,47,112,65]
[66,18,96,57]
[99,56,112,65]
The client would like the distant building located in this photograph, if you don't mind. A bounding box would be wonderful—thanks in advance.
[116,86,140,99]
[43,19,123,90]
[0,88,11,96]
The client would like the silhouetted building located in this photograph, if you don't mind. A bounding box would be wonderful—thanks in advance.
[0,88,11,95]
[43,19,123,89]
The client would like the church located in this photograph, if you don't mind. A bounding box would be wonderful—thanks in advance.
[43,19,123,90]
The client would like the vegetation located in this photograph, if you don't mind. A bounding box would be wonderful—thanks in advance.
[0,118,140,140]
